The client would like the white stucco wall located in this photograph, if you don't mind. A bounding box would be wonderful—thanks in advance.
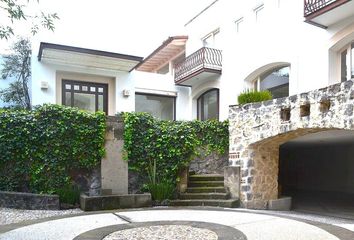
[183,0,354,120]
[30,0,354,120]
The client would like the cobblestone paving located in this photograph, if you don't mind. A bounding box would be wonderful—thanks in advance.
[0,207,83,225]
[103,225,218,240]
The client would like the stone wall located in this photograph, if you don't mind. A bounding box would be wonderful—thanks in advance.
[0,191,59,210]
[229,80,354,209]
[189,148,228,174]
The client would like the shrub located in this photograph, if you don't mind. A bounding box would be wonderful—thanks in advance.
[237,90,272,105]
[0,104,106,194]
[122,112,229,199]
[56,184,80,205]
[147,181,175,202]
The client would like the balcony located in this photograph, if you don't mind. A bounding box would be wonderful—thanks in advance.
[174,47,222,86]
[304,0,354,28]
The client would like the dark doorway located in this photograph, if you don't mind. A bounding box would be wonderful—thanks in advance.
[279,130,354,219]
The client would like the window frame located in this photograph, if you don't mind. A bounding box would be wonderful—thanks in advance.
[197,88,220,121]
[135,92,176,120]
[254,66,290,99]
[201,29,220,48]
[340,43,354,82]
[62,79,108,114]
[235,17,244,33]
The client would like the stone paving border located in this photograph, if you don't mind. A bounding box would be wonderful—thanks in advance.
[73,221,247,240]
[1,207,354,240]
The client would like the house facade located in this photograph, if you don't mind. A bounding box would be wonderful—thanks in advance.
[30,0,354,122]
[27,0,354,210]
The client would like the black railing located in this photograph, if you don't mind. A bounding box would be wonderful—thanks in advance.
[304,0,350,16]
[174,47,222,83]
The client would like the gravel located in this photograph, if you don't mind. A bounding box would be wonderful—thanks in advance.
[0,207,83,226]
[103,225,218,240]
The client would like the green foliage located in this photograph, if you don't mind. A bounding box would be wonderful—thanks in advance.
[237,90,272,105]
[0,104,106,194]
[1,38,31,109]
[56,184,80,205]
[122,112,229,194]
[147,181,175,202]
[0,0,59,40]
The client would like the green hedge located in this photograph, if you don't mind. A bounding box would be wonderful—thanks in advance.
[122,112,228,186]
[237,90,272,105]
[0,104,106,194]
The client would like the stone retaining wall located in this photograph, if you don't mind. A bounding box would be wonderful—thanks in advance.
[229,80,354,208]
[0,191,59,210]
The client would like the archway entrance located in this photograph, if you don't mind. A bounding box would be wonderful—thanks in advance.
[279,130,354,218]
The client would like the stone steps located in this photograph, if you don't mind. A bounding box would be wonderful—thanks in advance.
[170,199,239,208]
[173,173,239,208]
[186,187,227,193]
[179,192,230,200]
[189,174,224,182]
[188,180,224,188]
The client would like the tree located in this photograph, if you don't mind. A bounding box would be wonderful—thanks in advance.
[0,38,31,109]
[0,0,59,40]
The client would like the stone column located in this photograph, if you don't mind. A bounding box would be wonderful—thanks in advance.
[224,166,240,199]
[177,167,189,193]
[101,116,128,195]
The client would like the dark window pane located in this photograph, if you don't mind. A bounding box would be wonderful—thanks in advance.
[342,50,347,82]
[197,89,219,121]
[260,66,289,98]
[98,95,104,111]
[135,94,174,120]
[73,93,96,112]
[351,43,354,79]
[65,92,71,106]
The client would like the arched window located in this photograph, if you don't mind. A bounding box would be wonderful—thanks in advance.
[197,89,219,121]
[340,43,354,82]
[254,66,290,99]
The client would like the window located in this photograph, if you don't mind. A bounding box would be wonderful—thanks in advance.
[202,29,220,48]
[197,89,219,121]
[62,80,108,113]
[341,43,354,82]
[235,17,243,33]
[135,93,175,120]
[254,4,264,23]
[254,66,290,99]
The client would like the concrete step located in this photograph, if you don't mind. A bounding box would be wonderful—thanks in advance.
[179,192,230,200]
[189,174,224,182]
[188,181,224,188]
[186,187,226,193]
[170,199,239,208]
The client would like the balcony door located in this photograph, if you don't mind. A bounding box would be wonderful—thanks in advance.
[62,80,108,113]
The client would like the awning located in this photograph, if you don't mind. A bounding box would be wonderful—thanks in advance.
[135,36,188,72]
[38,42,143,72]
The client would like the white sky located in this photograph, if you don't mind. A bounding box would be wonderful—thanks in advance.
[0,0,213,56]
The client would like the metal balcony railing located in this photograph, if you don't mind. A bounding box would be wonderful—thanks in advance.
[304,0,350,17]
[174,47,222,83]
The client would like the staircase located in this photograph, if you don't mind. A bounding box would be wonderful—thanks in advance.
[170,173,239,208]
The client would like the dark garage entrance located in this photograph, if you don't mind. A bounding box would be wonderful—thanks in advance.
[279,130,354,218]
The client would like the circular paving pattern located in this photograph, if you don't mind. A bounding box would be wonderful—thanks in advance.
[103,225,218,240]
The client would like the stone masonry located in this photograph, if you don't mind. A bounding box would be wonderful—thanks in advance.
[229,80,354,209]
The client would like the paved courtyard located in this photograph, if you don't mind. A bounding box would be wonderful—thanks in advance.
[1,208,354,240]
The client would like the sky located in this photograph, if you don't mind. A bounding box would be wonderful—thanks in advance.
[0,0,213,57]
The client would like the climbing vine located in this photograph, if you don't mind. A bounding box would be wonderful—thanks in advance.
[0,104,106,194]
[122,112,229,185]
